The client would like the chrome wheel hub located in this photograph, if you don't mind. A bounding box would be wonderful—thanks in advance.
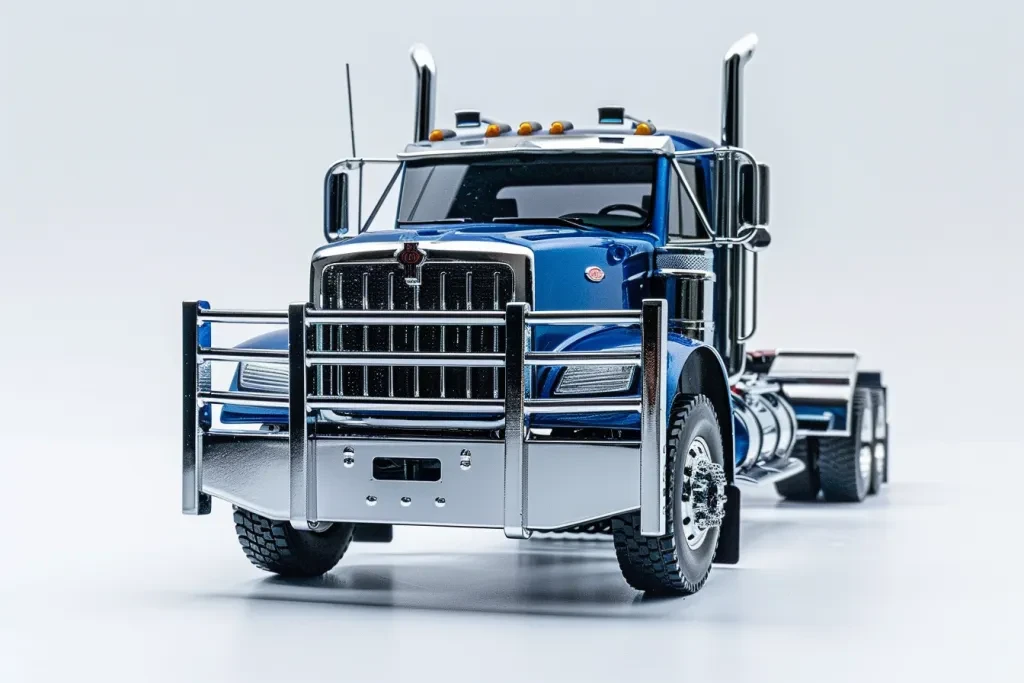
[681,436,727,550]
[874,404,887,479]
[859,404,874,486]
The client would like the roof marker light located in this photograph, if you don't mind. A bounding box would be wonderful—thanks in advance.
[634,122,657,135]
[428,128,456,142]
[485,122,511,137]
[549,120,574,135]
[517,121,542,136]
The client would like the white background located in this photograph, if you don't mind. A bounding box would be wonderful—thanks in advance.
[1,1,1022,681]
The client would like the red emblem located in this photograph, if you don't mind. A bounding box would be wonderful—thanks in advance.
[585,265,605,283]
[397,242,426,283]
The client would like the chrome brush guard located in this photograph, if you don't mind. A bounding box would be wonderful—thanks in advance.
[182,300,670,538]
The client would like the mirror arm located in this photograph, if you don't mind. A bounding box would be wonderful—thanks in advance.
[664,225,764,248]
[360,164,404,233]
[669,157,716,239]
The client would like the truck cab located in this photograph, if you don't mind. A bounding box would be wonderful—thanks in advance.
[182,36,888,597]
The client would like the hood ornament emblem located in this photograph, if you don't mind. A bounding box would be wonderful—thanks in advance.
[397,242,427,285]
[584,265,605,283]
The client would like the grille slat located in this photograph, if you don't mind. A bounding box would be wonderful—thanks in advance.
[320,261,515,406]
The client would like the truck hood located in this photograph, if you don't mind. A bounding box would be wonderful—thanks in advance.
[312,222,657,312]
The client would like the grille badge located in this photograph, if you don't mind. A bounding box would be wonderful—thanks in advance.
[397,242,427,285]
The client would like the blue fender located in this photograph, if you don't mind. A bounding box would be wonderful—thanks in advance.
[534,325,736,479]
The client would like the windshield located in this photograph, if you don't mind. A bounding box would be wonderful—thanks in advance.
[397,154,657,230]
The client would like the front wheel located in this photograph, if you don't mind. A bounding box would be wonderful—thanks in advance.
[613,395,727,596]
[234,507,354,578]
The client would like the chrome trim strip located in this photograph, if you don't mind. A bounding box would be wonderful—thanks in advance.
[308,397,503,413]
[465,271,473,399]
[439,270,447,398]
[639,299,668,537]
[199,390,288,408]
[182,302,211,515]
[492,271,500,399]
[306,351,503,367]
[198,310,288,324]
[198,348,287,363]
[288,303,316,527]
[524,398,641,414]
[503,302,530,539]
[388,272,395,398]
[307,310,506,326]
[525,350,640,366]
[361,273,369,396]
[653,268,716,280]
[414,285,421,398]
[526,310,641,325]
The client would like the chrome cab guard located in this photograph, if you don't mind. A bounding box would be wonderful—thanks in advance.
[182,299,670,538]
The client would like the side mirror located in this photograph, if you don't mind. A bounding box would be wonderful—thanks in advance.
[737,225,772,251]
[739,163,770,226]
[324,170,349,242]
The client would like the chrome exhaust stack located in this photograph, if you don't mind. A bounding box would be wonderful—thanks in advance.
[721,34,758,148]
[410,44,437,143]
[716,34,758,379]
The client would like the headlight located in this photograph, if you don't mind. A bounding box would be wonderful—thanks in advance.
[238,362,289,394]
[554,365,636,395]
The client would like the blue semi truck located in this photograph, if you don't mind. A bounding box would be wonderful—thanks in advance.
[182,35,889,596]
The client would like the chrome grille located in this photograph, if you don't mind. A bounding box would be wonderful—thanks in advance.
[319,261,516,401]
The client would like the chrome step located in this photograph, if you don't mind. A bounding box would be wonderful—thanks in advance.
[735,456,805,486]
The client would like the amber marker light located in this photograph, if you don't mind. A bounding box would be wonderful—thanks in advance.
[634,122,656,135]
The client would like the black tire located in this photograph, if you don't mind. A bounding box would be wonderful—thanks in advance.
[869,389,887,494]
[819,389,874,502]
[233,507,354,578]
[613,395,725,596]
[774,438,821,501]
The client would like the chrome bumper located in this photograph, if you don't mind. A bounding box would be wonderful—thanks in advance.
[182,300,669,538]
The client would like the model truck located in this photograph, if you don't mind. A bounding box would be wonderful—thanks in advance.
[182,35,889,596]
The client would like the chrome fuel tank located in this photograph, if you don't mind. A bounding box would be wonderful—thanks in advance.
[732,379,797,470]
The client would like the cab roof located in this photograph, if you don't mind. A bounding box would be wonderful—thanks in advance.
[399,127,718,161]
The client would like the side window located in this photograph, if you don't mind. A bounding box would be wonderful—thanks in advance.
[668,161,704,240]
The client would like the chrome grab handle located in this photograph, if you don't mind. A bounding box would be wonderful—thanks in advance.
[738,251,758,342]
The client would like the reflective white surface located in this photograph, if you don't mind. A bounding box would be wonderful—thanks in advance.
[1,442,1018,682]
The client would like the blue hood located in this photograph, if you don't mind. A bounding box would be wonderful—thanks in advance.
[314,222,657,312]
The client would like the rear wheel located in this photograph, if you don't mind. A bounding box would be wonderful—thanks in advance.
[234,507,354,578]
[774,438,820,501]
[613,395,727,596]
[818,389,874,502]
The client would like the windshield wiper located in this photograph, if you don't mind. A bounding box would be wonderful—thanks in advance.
[396,218,472,225]
[491,216,596,230]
